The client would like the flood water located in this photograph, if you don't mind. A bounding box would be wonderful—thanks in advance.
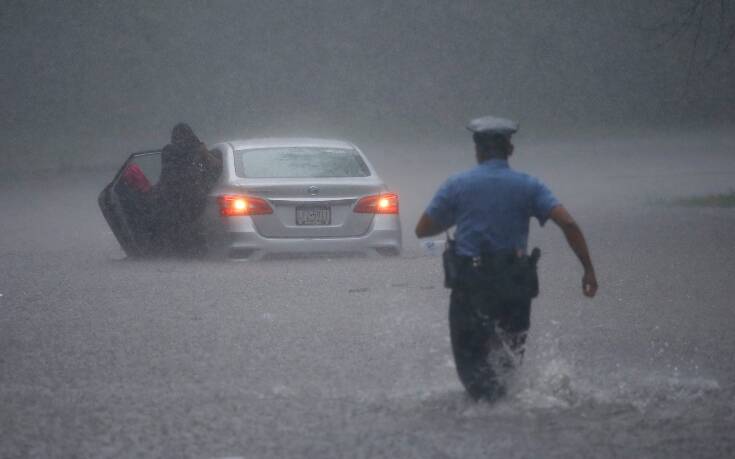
[2,133,734,458]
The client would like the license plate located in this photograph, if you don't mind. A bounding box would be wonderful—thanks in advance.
[296,206,331,225]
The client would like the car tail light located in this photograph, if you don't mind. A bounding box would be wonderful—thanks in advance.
[353,192,399,214]
[217,195,273,216]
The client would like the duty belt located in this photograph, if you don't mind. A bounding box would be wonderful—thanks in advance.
[449,248,542,299]
[459,248,541,269]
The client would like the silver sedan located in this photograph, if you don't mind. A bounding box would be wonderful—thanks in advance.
[99,138,402,258]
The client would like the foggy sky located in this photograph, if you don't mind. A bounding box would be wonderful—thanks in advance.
[2,0,734,171]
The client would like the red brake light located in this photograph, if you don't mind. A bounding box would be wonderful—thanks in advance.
[353,193,399,214]
[217,195,273,216]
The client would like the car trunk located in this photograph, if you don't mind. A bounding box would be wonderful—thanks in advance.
[231,178,385,238]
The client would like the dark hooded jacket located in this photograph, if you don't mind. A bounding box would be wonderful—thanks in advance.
[158,124,219,222]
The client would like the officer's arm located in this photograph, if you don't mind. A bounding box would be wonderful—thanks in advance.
[415,213,446,238]
[549,205,598,298]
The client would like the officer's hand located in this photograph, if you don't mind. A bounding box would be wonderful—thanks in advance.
[582,271,598,298]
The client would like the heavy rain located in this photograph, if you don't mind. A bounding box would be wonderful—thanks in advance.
[1,1,734,458]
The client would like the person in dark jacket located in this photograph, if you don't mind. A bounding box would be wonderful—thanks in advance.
[155,123,222,256]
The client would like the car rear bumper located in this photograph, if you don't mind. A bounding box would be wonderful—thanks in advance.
[208,214,402,258]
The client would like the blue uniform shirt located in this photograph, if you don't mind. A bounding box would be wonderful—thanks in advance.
[425,159,560,256]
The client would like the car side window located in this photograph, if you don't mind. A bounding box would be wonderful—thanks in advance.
[119,152,162,194]
[211,148,223,163]
[212,148,224,175]
[131,152,162,186]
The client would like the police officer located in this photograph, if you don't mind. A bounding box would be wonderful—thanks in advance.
[415,116,597,400]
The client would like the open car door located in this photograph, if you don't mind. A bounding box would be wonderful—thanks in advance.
[98,150,162,257]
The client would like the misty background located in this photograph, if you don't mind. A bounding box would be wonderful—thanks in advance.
[2,0,734,174]
[3,3,735,456]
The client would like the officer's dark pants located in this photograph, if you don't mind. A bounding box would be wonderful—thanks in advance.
[449,285,531,401]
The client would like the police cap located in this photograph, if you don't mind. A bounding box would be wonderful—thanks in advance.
[466,116,519,138]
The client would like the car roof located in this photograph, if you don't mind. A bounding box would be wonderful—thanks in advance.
[227,137,357,151]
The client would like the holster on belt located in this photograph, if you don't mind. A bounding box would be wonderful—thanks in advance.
[443,235,461,289]
[443,238,541,300]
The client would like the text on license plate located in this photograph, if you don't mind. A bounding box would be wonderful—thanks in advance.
[296,206,331,225]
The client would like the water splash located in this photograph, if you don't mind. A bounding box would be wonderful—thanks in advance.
[509,332,722,413]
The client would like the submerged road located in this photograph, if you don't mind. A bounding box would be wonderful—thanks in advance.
[1,137,735,458]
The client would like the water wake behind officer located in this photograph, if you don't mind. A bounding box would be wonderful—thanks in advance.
[415,116,597,401]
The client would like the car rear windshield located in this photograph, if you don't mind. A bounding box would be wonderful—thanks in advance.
[234,147,371,178]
